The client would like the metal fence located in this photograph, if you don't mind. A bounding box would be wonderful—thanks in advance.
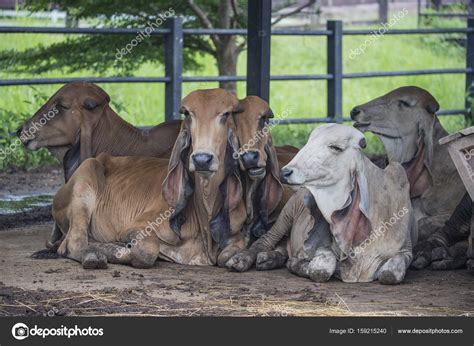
[0,16,473,125]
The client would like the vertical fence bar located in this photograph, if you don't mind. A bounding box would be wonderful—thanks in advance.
[247,0,272,102]
[466,18,474,125]
[165,17,183,122]
[327,20,343,123]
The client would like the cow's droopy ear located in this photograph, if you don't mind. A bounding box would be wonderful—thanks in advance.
[162,125,193,235]
[330,171,371,258]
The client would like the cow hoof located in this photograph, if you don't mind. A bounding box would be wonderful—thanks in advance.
[256,251,285,271]
[308,269,331,282]
[226,250,256,272]
[82,252,108,269]
[410,255,430,270]
[431,247,448,261]
[31,248,60,259]
[378,270,400,285]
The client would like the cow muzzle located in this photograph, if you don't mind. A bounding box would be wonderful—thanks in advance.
[241,150,265,179]
[17,125,38,149]
[191,151,218,173]
[280,166,305,185]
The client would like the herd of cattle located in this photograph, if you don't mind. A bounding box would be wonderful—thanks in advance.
[16,82,473,285]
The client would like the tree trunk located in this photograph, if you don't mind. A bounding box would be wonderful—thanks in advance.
[215,37,239,94]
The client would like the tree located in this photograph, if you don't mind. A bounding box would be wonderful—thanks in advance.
[0,0,316,93]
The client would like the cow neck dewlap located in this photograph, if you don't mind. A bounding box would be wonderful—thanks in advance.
[194,168,225,219]
[378,136,415,165]
[304,169,354,224]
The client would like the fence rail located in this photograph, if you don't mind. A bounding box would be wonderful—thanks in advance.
[0,17,473,125]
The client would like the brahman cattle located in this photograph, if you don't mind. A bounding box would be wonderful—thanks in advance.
[52,89,247,269]
[350,86,466,242]
[227,124,416,284]
[18,81,181,181]
[233,96,297,270]
[21,83,298,259]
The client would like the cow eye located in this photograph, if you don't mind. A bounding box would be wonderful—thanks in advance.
[398,100,411,107]
[222,111,230,118]
[329,144,343,153]
[183,110,190,117]
[56,104,69,110]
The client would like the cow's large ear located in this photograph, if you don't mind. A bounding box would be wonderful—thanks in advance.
[226,129,243,210]
[403,134,432,198]
[330,172,372,258]
[79,97,109,163]
[264,135,283,216]
[249,136,283,238]
[162,126,193,235]
[63,131,81,181]
[210,129,243,247]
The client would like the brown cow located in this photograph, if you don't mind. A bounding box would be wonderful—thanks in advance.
[18,81,181,181]
[51,89,247,269]
[232,96,298,270]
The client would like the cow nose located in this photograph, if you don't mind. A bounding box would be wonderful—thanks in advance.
[192,153,214,171]
[350,107,361,120]
[241,151,259,168]
[16,127,23,137]
[280,167,293,183]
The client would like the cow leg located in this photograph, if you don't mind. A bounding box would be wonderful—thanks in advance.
[307,248,337,282]
[115,228,161,268]
[31,222,63,259]
[430,240,468,270]
[287,257,310,278]
[377,252,411,285]
[226,249,257,272]
[255,239,288,271]
[217,234,245,267]
[55,159,108,269]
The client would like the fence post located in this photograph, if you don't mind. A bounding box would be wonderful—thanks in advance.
[165,17,183,122]
[466,18,474,125]
[327,20,343,123]
[247,0,272,102]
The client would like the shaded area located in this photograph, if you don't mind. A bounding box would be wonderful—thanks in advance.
[0,224,472,317]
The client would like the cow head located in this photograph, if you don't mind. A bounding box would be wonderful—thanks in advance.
[18,81,110,152]
[162,89,244,244]
[281,123,372,258]
[232,96,283,238]
[350,86,438,197]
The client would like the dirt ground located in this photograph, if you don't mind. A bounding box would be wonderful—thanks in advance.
[0,223,472,317]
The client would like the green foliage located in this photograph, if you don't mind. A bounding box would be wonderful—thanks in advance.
[0,13,469,168]
[0,0,247,75]
[0,87,57,170]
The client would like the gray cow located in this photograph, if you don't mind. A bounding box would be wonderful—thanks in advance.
[227,124,417,284]
[350,86,466,242]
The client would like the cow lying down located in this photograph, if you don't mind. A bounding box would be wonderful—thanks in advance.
[52,89,248,269]
[351,86,466,242]
[227,124,417,284]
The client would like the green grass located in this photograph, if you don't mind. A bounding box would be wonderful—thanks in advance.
[0,14,470,169]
